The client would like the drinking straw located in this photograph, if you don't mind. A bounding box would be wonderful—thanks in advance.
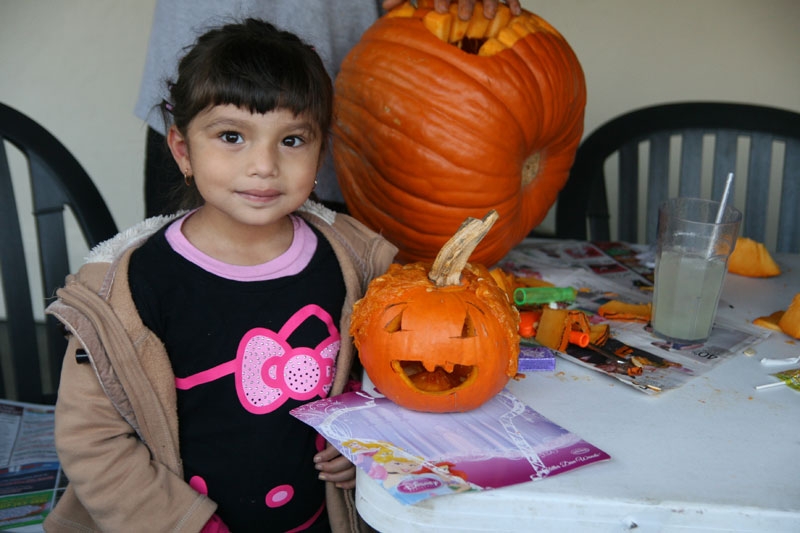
[755,381,786,390]
[760,356,800,366]
[707,172,735,259]
[714,172,735,224]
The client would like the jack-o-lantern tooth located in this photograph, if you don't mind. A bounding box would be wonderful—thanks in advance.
[523,19,543,35]
[391,360,404,374]
[496,27,520,48]
[485,4,512,38]
[423,11,452,42]
[518,13,537,29]
[448,4,470,42]
[465,2,491,38]
[509,14,528,26]
[422,360,438,373]
[443,362,455,373]
[478,37,507,56]
[510,20,531,38]
[385,1,415,18]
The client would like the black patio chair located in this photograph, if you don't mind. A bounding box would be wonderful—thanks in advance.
[555,102,800,252]
[0,102,118,403]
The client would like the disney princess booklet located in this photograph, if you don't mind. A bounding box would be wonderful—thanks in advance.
[291,389,609,505]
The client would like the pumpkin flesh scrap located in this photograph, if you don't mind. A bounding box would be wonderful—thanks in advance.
[778,293,800,339]
[728,237,781,277]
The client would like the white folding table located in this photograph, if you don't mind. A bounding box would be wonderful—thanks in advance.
[355,252,800,532]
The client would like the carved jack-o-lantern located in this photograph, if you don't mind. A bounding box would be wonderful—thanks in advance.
[351,212,519,412]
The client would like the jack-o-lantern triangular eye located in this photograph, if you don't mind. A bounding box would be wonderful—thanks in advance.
[383,305,405,333]
[460,311,477,338]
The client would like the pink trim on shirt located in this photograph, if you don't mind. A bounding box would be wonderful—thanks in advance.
[165,213,317,281]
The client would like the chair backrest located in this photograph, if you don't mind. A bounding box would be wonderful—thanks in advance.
[555,102,800,252]
[0,102,118,404]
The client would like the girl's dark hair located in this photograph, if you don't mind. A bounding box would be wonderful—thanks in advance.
[161,18,333,210]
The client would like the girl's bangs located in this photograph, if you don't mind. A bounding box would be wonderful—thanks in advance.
[194,51,328,132]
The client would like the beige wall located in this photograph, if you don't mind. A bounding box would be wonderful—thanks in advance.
[1,0,157,319]
[1,0,799,318]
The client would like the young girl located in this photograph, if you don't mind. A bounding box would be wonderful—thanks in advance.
[45,19,396,533]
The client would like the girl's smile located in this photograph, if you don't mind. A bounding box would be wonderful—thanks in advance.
[238,188,282,202]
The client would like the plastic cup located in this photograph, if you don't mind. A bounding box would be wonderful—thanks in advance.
[651,197,742,343]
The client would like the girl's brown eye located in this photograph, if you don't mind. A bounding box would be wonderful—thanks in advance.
[220,131,243,144]
[282,135,305,147]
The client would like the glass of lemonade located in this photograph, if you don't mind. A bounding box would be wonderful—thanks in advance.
[652,198,742,343]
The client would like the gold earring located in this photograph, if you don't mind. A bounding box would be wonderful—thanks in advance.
[183,170,193,187]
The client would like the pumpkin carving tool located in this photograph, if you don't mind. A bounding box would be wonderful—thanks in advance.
[584,343,645,376]
[514,286,576,306]
[584,342,629,366]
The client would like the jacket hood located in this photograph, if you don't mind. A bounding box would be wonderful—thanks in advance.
[86,213,180,264]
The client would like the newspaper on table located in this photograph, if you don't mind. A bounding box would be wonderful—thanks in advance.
[498,239,770,394]
[0,399,64,530]
[291,389,609,505]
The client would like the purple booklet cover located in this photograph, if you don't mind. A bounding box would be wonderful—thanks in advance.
[291,389,610,505]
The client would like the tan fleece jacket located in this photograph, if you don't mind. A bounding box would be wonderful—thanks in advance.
[43,203,396,533]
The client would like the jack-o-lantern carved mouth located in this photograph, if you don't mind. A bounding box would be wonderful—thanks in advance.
[391,360,477,394]
[384,303,480,394]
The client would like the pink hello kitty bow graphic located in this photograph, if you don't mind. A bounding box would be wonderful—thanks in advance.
[175,304,340,414]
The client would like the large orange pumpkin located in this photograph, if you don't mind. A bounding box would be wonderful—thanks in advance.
[351,211,520,412]
[333,1,586,265]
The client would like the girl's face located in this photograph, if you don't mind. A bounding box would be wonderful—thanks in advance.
[168,104,322,231]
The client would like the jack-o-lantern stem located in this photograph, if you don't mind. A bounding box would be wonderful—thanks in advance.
[428,210,499,287]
